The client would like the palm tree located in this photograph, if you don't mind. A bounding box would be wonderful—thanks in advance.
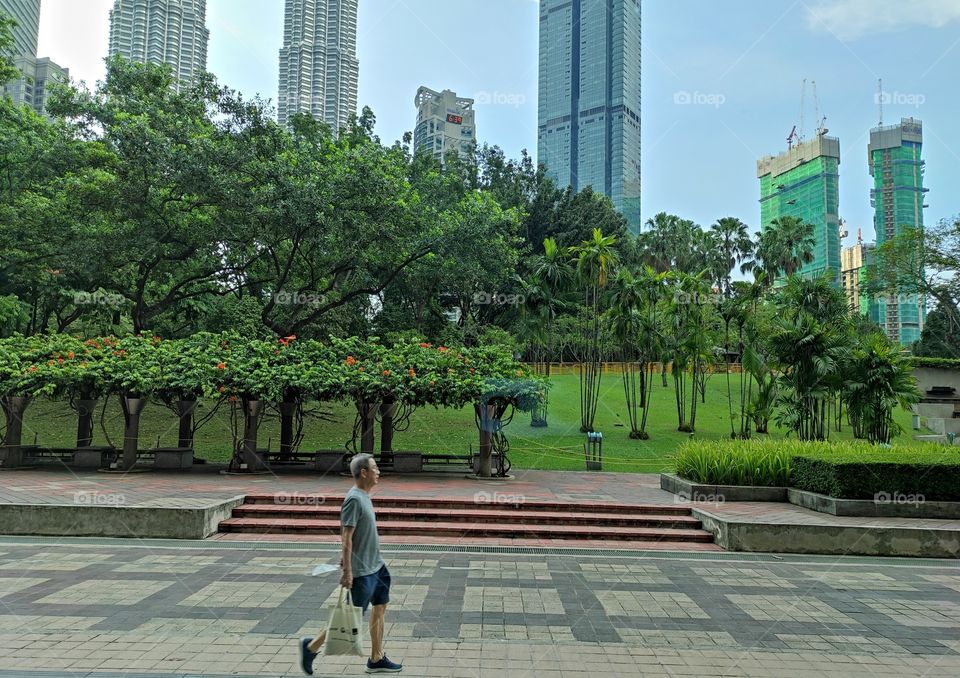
[571,228,618,432]
[710,217,754,298]
[844,333,921,444]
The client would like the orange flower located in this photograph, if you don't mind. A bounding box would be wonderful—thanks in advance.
[419,342,431,348]
[67,351,75,359]
[57,358,65,364]
[345,356,357,366]
[438,346,449,352]
[217,362,226,370]
[469,368,475,374]
[218,386,226,393]
[29,366,38,372]
[408,368,416,378]
[382,370,391,376]
[286,335,296,341]
[227,395,237,403]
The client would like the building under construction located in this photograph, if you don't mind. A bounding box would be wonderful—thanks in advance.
[868,117,927,345]
[758,134,842,284]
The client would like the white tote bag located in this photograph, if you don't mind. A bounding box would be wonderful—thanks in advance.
[324,587,364,656]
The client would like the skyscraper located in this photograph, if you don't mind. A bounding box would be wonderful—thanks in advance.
[868,117,927,345]
[108,0,209,91]
[2,0,69,117]
[413,87,476,165]
[0,0,40,57]
[757,134,842,283]
[278,0,359,132]
[537,0,641,232]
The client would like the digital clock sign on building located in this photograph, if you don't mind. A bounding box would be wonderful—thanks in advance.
[414,86,476,166]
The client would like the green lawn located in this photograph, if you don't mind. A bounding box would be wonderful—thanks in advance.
[18,370,919,473]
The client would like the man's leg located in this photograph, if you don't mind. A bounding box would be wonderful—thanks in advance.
[369,603,386,662]
[307,630,326,654]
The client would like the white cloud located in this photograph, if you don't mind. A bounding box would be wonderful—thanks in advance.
[805,0,960,40]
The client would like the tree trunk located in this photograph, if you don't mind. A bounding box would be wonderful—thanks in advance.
[1,396,30,467]
[475,403,497,478]
[358,401,377,454]
[76,398,97,448]
[241,398,264,470]
[177,398,197,449]
[379,400,396,464]
[279,396,297,458]
[121,395,147,471]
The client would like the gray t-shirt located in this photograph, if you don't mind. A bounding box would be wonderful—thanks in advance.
[341,487,384,577]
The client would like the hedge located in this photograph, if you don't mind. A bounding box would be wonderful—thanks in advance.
[790,443,960,501]
[906,356,960,370]
[674,439,960,500]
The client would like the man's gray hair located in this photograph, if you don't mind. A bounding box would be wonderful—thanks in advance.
[350,453,375,478]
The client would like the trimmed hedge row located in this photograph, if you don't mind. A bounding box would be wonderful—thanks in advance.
[906,356,960,370]
[674,439,960,501]
[790,445,960,501]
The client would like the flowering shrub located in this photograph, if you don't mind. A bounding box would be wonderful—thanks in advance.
[0,333,548,412]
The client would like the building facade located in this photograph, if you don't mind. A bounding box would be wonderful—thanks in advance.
[413,87,476,165]
[868,117,927,345]
[5,55,68,114]
[278,0,359,132]
[840,237,879,323]
[757,134,842,284]
[108,0,209,91]
[1,0,40,57]
[537,0,641,232]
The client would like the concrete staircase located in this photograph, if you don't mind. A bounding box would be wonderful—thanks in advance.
[218,494,716,548]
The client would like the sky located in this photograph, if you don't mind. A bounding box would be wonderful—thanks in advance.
[35,0,960,247]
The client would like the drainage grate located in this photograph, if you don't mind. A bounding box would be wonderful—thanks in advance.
[0,535,957,567]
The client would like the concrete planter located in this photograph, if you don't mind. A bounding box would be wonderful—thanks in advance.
[787,488,960,519]
[392,451,422,474]
[314,450,346,474]
[153,447,194,470]
[660,473,788,502]
[73,446,114,469]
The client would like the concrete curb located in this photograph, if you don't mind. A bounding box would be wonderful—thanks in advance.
[660,473,787,502]
[0,495,245,539]
[691,505,960,558]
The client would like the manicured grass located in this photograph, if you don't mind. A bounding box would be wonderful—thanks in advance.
[17,370,921,473]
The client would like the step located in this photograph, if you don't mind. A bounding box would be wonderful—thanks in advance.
[231,503,703,528]
[240,493,692,516]
[218,517,715,542]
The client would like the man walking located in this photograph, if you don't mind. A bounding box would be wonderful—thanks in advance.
[300,454,402,674]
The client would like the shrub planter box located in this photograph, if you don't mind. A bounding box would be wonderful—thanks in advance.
[787,488,960,519]
[392,451,422,474]
[153,447,194,470]
[660,473,788,502]
[314,450,346,474]
[73,446,114,469]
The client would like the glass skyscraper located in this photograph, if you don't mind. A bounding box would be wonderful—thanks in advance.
[0,0,40,57]
[537,0,641,233]
[278,0,359,133]
[108,0,209,92]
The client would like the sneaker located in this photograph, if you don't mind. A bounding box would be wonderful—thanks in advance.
[300,637,317,675]
[365,655,403,673]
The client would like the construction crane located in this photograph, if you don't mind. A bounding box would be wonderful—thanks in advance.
[786,125,799,150]
[799,78,806,141]
[812,80,828,136]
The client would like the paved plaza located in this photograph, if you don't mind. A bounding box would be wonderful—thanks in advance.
[0,536,959,677]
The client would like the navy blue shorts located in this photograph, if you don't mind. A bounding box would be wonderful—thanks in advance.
[351,564,390,613]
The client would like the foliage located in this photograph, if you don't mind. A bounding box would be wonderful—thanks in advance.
[843,333,920,444]
[791,443,960,500]
[905,356,960,370]
[674,438,792,487]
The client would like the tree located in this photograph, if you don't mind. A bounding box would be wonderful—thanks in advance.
[0,13,20,84]
[844,333,920,444]
[749,215,816,285]
[571,228,618,432]
[709,217,754,298]
[913,305,960,358]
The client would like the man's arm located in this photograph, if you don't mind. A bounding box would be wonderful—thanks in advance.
[340,525,355,588]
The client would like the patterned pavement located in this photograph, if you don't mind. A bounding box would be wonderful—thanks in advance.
[0,537,959,676]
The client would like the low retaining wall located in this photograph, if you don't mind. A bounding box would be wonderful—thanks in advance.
[787,488,960,519]
[660,473,787,502]
[0,496,244,539]
[692,506,960,558]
